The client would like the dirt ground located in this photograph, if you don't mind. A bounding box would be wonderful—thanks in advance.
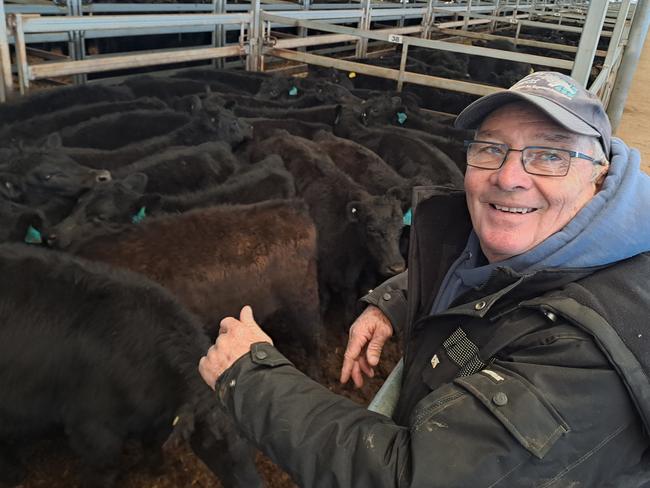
[613,37,650,174]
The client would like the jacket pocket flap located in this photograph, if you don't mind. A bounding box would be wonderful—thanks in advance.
[454,368,570,459]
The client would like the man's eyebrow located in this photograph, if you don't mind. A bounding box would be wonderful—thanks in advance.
[533,132,576,144]
[476,130,577,145]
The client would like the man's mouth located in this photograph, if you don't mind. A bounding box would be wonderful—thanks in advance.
[491,204,537,214]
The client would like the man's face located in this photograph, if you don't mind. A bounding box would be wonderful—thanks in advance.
[465,102,606,263]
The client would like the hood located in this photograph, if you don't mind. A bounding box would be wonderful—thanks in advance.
[434,138,650,311]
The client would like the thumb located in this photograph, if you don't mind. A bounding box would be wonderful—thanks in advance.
[366,334,387,367]
[239,305,256,326]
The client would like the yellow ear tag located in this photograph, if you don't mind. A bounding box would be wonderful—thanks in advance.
[348,72,357,79]
[172,416,180,426]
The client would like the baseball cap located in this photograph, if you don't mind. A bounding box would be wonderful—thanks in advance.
[455,71,611,156]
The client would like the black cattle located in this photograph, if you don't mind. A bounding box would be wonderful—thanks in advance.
[0,243,261,487]
[161,155,295,212]
[172,68,270,95]
[250,131,405,318]
[256,76,361,106]
[52,102,252,170]
[45,173,157,250]
[313,130,416,209]
[243,117,333,142]
[334,104,465,188]
[71,199,322,372]
[468,39,533,87]
[0,98,167,146]
[231,104,337,125]
[123,75,253,101]
[0,200,44,244]
[306,65,355,90]
[0,144,112,227]
[0,172,23,202]
[113,142,239,195]
[353,95,472,169]
[0,84,134,127]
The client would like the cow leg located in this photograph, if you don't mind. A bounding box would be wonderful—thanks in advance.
[0,443,26,486]
[141,420,174,476]
[67,421,124,488]
[190,419,263,488]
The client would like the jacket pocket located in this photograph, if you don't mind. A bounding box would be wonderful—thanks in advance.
[454,367,571,459]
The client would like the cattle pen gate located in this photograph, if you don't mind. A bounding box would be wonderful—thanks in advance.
[0,0,648,129]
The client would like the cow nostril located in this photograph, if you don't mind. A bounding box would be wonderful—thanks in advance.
[388,263,406,274]
[96,171,112,183]
[46,234,57,244]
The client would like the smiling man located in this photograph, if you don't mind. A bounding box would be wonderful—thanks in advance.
[199,72,650,487]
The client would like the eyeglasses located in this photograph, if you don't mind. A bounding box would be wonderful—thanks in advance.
[464,140,604,177]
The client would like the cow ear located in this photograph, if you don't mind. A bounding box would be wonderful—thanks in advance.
[46,133,62,148]
[346,201,361,223]
[133,193,161,214]
[387,185,406,202]
[121,172,148,194]
[189,95,203,114]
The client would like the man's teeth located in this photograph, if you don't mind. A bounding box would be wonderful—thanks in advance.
[493,204,535,214]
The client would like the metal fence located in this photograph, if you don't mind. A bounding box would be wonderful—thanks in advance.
[0,0,646,129]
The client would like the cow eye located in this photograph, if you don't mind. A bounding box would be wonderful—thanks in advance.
[4,181,12,189]
[42,174,52,180]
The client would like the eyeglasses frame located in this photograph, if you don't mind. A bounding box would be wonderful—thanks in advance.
[463,139,606,177]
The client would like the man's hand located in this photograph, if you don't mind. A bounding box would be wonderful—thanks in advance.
[199,305,273,390]
[340,305,393,388]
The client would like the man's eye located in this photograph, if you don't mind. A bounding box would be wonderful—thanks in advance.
[532,150,563,161]
[481,145,505,156]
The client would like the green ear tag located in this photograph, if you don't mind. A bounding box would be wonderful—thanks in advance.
[288,86,298,96]
[397,112,408,125]
[403,208,412,226]
[24,225,43,244]
[132,206,147,224]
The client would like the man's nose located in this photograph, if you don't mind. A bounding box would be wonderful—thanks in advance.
[491,150,532,190]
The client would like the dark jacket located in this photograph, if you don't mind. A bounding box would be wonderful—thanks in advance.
[215,187,650,487]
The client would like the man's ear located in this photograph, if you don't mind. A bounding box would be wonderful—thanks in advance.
[593,162,609,190]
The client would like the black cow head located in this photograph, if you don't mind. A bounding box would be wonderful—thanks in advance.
[346,194,406,277]
[22,159,111,200]
[46,173,160,250]
[187,95,253,147]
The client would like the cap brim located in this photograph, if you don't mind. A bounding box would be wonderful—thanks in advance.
[455,91,600,138]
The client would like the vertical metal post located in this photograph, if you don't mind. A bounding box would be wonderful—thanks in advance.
[12,14,29,95]
[212,0,225,68]
[421,0,435,39]
[608,0,650,132]
[247,0,262,71]
[355,0,371,59]
[491,0,501,31]
[571,0,608,86]
[397,41,409,91]
[514,19,522,45]
[600,0,631,80]
[66,0,86,85]
[399,0,407,28]
[463,0,472,30]
[513,0,520,20]
[298,0,310,52]
[0,0,13,101]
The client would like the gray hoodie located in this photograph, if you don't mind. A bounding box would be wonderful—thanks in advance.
[432,138,650,313]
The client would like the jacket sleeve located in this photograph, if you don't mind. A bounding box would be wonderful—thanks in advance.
[215,332,646,488]
[358,270,408,334]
